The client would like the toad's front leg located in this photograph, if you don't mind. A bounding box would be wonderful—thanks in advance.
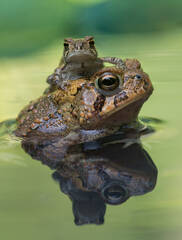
[100,57,126,70]
[44,68,65,94]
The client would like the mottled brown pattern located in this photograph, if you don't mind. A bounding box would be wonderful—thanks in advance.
[15,58,153,139]
[94,95,106,112]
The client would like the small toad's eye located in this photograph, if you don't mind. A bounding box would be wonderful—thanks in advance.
[134,74,142,80]
[98,74,119,91]
[89,40,95,47]
[64,42,69,49]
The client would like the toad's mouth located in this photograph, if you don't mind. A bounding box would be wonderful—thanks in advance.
[102,90,151,116]
[67,51,97,62]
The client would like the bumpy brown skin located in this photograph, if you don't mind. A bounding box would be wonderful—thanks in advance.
[15,59,153,139]
[15,79,86,138]
[46,36,104,93]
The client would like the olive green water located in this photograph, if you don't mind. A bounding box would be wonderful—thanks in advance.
[0,30,182,239]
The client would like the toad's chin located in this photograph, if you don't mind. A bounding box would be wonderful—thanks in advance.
[67,51,97,63]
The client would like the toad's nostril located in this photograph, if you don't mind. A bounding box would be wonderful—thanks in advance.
[76,43,83,50]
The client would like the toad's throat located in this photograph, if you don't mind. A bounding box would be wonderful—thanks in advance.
[67,51,97,62]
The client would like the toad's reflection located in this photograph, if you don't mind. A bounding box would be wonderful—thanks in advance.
[22,135,157,225]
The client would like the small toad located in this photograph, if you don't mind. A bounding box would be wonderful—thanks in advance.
[45,36,104,93]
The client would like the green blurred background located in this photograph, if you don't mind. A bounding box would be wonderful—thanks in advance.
[0,0,182,57]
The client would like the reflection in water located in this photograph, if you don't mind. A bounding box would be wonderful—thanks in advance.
[21,128,158,225]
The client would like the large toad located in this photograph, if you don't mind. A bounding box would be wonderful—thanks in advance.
[15,59,153,140]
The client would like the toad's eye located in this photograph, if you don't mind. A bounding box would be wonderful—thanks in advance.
[134,74,142,80]
[89,40,95,47]
[101,181,129,205]
[64,42,69,49]
[97,74,120,91]
[95,72,123,96]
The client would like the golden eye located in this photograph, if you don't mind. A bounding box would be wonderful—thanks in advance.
[97,74,120,91]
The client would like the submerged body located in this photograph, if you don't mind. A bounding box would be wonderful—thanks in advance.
[15,59,153,140]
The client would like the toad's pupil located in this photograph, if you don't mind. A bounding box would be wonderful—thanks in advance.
[103,77,116,86]
[98,75,119,91]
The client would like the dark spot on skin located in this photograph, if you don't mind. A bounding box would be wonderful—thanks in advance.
[114,91,128,106]
[94,95,106,112]
[143,79,149,90]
